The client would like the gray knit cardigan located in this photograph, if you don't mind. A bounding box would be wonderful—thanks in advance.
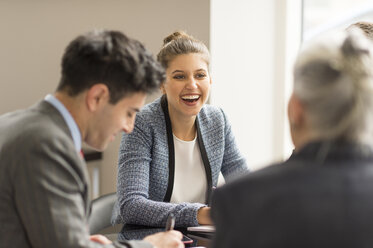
[112,96,248,229]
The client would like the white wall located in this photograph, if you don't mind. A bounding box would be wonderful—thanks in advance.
[210,0,302,170]
[0,0,302,195]
[0,0,210,196]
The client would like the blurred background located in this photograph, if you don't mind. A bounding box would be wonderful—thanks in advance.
[1,0,373,199]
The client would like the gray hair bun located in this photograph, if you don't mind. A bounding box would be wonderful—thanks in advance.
[293,29,373,144]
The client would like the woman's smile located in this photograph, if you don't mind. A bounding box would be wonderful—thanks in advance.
[181,94,201,106]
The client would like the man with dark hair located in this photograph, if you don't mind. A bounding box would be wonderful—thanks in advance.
[0,30,183,248]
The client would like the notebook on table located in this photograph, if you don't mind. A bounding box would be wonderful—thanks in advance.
[187,225,215,233]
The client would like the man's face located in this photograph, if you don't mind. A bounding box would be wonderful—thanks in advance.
[85,92,146,151]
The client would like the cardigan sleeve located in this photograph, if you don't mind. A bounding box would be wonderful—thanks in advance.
[115,113,205,228]
[219,108,249,180]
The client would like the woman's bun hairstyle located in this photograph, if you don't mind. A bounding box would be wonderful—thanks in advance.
[162,31,190,45]
[157,30,210,69]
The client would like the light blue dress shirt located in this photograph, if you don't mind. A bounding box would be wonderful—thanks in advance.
[44,94,82,152]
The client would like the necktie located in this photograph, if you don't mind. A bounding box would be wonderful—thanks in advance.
[79,149,85,159]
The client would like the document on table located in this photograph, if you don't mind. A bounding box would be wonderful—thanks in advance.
[187,225,215,233]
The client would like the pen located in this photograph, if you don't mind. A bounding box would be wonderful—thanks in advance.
[165,213,175,231]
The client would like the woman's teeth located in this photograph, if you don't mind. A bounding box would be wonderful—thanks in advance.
[181,95,200,102]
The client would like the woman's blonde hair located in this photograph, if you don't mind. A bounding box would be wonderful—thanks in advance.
[157,31,210,69]
[293,29,373,144]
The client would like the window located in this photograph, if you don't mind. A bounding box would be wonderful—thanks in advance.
[302,0,373,41]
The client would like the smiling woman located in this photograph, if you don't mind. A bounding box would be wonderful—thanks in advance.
[161,53,211,130]
[112,31,249,236]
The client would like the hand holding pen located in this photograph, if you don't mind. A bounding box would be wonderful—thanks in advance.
[143,213,183,248]
[165,213,193,245]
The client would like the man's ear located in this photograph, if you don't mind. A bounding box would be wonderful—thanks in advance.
[86,84,110,112]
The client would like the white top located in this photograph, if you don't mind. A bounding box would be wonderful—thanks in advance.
[170,134,207,203]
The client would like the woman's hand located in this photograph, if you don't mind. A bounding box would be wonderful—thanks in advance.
[197,207,212,225]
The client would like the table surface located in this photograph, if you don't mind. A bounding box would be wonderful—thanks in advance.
[118,224,213,248]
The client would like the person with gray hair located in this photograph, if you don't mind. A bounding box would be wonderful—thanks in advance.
[347,21,373,41]
[210,29,373,248]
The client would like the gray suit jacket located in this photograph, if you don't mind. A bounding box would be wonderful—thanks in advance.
[0,100,152,248]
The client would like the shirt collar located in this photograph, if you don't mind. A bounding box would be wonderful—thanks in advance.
[44,94,82,152]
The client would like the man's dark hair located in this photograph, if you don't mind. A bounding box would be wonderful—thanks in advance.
[57,30,165,104]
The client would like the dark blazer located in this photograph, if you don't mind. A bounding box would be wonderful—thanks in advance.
[211,141,373,248]
[0,100,151,248]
